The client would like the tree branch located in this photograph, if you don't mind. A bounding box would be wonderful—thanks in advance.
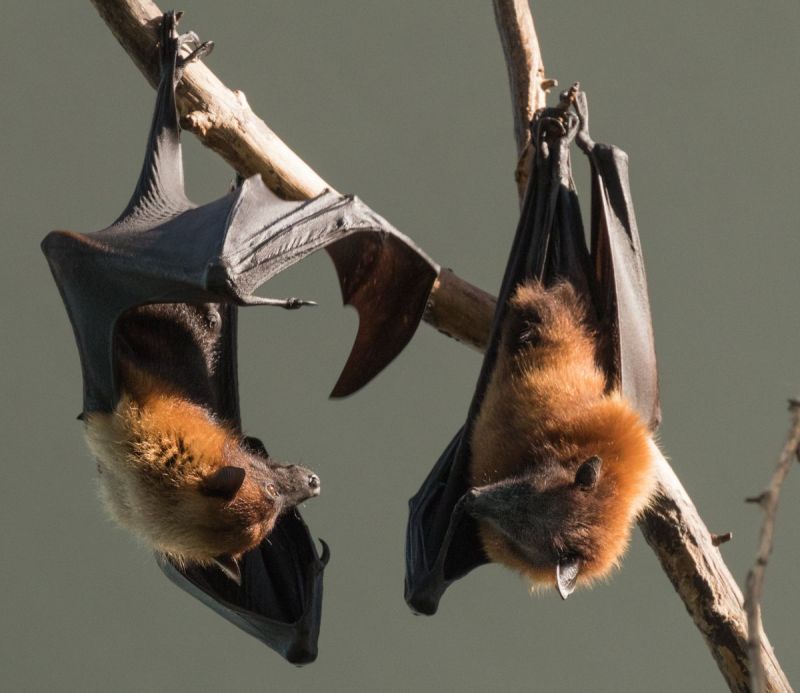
[490,2,791,691]
[491,0,550,196]
[89,0,496,353]
[744,400,800,692]
[90,2,791,689]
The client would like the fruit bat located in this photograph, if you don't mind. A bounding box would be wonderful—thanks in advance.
[41,12,436,664]
[405,85,661,614]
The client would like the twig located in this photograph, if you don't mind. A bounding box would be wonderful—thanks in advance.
[491,0,551,196]
[89,2,792,689]
[744,400,800,692]
[491,2,791,691]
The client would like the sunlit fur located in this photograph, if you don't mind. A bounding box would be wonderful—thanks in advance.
[85,362,311,568]
[469,280,656,591]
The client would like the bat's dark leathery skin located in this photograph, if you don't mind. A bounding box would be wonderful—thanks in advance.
[42,12,342,664]
[405,85,660,615]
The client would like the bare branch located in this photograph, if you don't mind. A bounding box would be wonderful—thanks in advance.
[492,3,791,691]
[491,0,550,197]
[423,269,494,352]
[642,452,791,693]
[90,0,328,200]
[90,3,792,689]
[711,532,733,547]
[744,400,800,692]
[89,0,492,347]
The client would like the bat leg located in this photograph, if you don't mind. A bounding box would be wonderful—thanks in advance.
[176,37,214,73]
[159,11,214,79]
[573,90,596,154]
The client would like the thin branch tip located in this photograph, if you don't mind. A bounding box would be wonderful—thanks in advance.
[711,532,732,547]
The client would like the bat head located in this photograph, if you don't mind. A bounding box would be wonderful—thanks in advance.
[467,279,656,597]
[85,395,321,582]
[466,408,655,598]
[465,455,607,598]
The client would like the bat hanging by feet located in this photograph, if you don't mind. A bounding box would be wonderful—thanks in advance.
[405,84,661,613]
[41,11,436,664]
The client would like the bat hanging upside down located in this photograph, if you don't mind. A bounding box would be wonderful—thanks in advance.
[467,280,656,599]
[83,304,321,585]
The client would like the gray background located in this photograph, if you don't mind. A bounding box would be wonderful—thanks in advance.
[2,2,798,691]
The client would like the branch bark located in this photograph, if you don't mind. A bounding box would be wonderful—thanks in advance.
[492,0,550,196]
[90,1,791,690]
[744,400,800,692]
[491,2,790,691]
[89,0,495,350]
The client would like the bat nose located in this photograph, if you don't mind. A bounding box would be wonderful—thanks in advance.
[308,473,320,490]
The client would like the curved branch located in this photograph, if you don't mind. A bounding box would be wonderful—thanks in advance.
[89,2,791,689]
[744,400,800,692]
[491,2,791,691]
[89,0,494,352]
[491,0,550,197]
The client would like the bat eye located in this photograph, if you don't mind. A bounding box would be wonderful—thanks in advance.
[575,456,602,490]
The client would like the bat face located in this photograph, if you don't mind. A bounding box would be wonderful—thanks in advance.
[81,302,321,580]
[467,281,655,597]
[85,393,321,571]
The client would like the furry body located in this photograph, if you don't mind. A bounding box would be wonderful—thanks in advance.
[84,303,320,571]
[468,281,655,593]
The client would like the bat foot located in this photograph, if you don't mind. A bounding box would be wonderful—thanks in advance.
[159,11,214,79]
[177,36,215,71]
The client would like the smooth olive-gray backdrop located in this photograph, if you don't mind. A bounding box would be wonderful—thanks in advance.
[2,2,798,691]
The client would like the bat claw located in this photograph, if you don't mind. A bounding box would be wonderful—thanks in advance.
[177,39,215,68]
[285,298,316,309]
[160,11,214,79]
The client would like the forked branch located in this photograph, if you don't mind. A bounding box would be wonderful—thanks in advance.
[492,2,789,691]
[90,1,791,690]
[744,400,800,692]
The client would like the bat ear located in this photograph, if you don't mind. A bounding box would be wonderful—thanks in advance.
[556,556,581,599]
[212,554,242,585]
[574,456,602,490]
[201,465,246,500]
[241,435,269,459]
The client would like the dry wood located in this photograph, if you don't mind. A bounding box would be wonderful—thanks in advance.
[90,1,792,690]
[492,0,550,197]
[90,0,487,344]
[491,2,791,691]
[423,269,494,352]
[744,401,800,692]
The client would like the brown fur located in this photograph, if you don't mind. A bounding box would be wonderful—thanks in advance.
[84,304,319,569]
[469,280,655,590]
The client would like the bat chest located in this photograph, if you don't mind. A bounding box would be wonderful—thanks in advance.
[114,302,231,410]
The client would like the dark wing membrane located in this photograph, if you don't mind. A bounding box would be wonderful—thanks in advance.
[405,106,592,614]
[327,229,437,397]
[42,12,344,663]
[583,145,661,430]
[159,512,329,665]
[405,90,659,613]
[405,429,489,614]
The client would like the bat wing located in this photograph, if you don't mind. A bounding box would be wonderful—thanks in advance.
[159,510,329,665]
[575,92,660,430]
[405,86,659,614]
[42,11,425,662]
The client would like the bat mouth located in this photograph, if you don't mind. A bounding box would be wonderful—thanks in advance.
[307,473,321,498]
[271,466,322,506]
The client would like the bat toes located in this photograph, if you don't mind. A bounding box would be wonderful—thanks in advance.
[177,37,215,70]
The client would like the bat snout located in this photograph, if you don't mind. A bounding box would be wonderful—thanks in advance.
[270,463,322,506]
